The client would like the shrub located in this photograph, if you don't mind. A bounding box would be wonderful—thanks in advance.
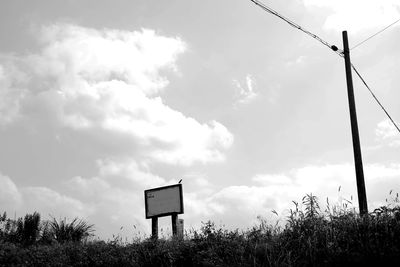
[2,195,400,266]
[18,212,41,246]
[0,212,94,246]
[0,212,41,245]
[49,217,94,243]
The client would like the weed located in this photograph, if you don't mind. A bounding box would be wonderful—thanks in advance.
[1,194,400,266]
[49,217,94,243]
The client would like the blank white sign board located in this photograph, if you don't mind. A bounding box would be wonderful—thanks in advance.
[144,184,183,218]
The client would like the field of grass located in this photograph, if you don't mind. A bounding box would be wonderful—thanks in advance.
[1,194,400,266]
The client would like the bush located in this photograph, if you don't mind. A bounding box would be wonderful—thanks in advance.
[49,217,94,243]
[0,212,41,245]
[0,212,94,246]
[1,196,400,266]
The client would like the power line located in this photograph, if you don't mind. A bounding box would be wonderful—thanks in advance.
[249,0,343,57]
[249,0,400,136]
[351,64,400,134]
[351,18,400,50]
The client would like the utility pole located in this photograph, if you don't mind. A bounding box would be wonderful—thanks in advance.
[342,31,368,216]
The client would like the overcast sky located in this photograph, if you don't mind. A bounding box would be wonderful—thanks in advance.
[0,0,399,239]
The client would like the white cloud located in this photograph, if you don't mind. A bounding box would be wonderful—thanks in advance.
[0,62,28,124]
[149,120,233,165]
[233,74,258,105]
[0,173,22,209]
[197,162,400,229]
[0,159,172,239]
[61,158,181,238]
[210,186,276,214]
[32,24,184,96]
[0,171,91,221]
[21,187,90,219]
[96,159,166,189]
[376,119,398,138]
[0,22,235,239]
[302,0,400,33]
[2,161,399,238]
[0,23,233,165]
[375,119,400,147]
[252,174,292,185]
[366,163,400,180]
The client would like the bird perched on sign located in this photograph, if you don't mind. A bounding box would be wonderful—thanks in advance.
[178,179,182,184]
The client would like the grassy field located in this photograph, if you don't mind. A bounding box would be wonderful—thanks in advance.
[1,194,400,266]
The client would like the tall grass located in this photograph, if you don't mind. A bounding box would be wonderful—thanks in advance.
[48,217,94,243]
[0,212,94,245]
[1,195,400,266]
[0,212,41,245]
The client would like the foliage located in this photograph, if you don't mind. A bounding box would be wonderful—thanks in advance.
[1,195,400,266]
[49,217,94,243]
[0,212,94,245]
[0,212,41,245]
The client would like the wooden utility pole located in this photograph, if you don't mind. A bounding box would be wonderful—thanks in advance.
[342,31,368,216]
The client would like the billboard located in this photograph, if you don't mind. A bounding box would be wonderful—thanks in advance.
[144,184,184,219]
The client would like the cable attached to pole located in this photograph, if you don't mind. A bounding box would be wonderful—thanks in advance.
[249,0,343,57]
[351,18,400,50]
[351,64,400,134]
[249,0,400,137]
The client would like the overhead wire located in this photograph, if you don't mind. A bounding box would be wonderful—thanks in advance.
[249,0,343,57]
[351,18,400,50]
[249,0,400,136]
[351,64,400,134]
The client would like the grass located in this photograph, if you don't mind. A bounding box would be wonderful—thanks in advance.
[1,194,400,266]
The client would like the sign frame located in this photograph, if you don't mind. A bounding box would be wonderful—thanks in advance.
[144,184,184,219]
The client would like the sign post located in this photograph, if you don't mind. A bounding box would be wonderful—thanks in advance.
[177,218,184,238]
[144,184,184,239]
[151,217,158,239]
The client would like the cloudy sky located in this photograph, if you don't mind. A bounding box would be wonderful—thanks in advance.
[0,0,399,239]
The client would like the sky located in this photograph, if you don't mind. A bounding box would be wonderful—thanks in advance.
[0,0,399,240]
